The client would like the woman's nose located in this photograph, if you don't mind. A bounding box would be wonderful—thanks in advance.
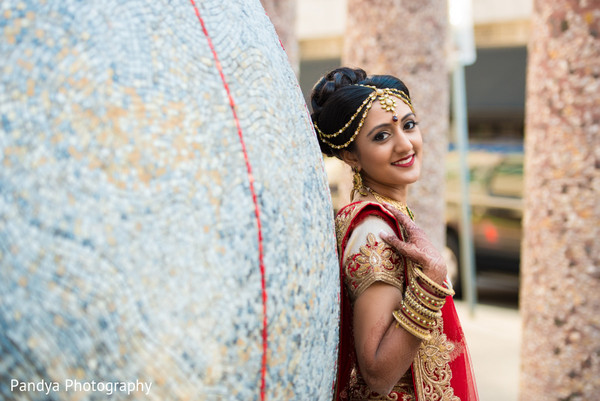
[394,128,413,151]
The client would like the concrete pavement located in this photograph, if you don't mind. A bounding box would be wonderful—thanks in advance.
[454,301,521,401]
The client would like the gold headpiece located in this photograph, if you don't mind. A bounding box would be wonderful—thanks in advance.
[314,85,414,150]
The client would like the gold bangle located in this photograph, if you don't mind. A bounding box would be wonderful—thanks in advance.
[413,267,455,298]
[404,289,442,321]
[409,279,446,311]
[400,301,438,329]
[392,309,432,341]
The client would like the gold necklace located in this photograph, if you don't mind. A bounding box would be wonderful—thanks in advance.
[366,187,415,221]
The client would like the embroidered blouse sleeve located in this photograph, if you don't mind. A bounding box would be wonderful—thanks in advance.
[342,216,405,301]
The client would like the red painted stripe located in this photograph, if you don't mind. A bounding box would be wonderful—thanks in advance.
[188,2,268,400]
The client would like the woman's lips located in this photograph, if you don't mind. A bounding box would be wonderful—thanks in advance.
[392,154,415,167]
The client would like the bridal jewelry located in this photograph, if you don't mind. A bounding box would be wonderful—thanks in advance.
[366,187,415,221]
[314,85,413,150]
[352,166,368,197]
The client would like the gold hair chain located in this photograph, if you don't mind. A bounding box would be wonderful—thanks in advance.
[314,86,413,150]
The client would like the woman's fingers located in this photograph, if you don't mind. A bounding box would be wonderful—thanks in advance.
[379,231,424,265]
[379,202,448,284]
[379,230,405,252]
[381,202,423,240]
[380,229,446,284]
[382,202,414,229]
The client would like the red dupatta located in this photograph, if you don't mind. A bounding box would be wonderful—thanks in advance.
[333,201,478,401]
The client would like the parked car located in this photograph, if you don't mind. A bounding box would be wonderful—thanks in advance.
[444,146,524,293]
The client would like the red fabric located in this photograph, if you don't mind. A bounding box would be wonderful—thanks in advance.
[439,299,479,401]
[334,202,478,401]
[334,202,404,401]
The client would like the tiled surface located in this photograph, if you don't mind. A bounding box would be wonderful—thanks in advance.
[0,1,339,400]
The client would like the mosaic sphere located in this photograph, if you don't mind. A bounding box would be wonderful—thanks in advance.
[0,1,340,400]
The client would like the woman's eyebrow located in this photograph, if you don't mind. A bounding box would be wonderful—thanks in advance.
[366,113,415,137]
[366,123,391,138]
[401,112,415,121]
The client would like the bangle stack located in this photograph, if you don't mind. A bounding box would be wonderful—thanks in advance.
[392,268,455,341]
[412,267,455,299]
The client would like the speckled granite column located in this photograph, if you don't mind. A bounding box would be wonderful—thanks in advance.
[520,1,600,399]
[0,0,339,400]
[259,0,299,74]
[343,0,450,250]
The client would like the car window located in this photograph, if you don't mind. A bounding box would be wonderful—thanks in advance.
[489,158,523,198]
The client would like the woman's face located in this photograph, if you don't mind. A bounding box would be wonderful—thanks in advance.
[349,97,422,192]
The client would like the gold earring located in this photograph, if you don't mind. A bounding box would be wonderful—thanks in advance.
[352,166,368,197]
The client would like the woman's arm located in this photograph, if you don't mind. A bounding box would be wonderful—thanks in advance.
[352,282,421,395]
[351,204,451,395]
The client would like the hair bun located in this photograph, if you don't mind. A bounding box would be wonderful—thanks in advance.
[311,67,366,113]
[327,67,367,89]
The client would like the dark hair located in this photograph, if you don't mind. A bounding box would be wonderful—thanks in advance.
[310,67,411,158]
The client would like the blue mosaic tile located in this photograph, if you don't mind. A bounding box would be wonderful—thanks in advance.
[0,1,340,400]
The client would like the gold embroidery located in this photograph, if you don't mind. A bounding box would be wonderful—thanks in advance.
[349,368,415,401]
[344,233,403,300]
[412,318,460,401]
[335,201,402,257]
[335,203,363,253]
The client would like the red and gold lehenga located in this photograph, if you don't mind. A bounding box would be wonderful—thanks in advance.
[334,201,479,401]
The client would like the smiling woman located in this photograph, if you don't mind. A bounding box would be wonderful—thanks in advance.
[311,67,479,401]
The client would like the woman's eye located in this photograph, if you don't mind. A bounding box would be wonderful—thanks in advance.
[373,131,390,142]
[404,120,417,130]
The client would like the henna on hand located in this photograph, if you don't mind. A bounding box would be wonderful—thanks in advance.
[379,203,447,285]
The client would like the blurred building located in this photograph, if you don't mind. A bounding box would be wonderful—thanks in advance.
[297,0,532,142]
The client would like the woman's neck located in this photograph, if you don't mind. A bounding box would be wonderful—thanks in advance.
[362,181,408,205]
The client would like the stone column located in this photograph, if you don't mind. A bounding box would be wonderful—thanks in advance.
[343,0,450,250]
[260,0,299,74]
[520,0,600,399]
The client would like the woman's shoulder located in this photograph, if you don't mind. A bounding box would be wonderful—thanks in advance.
[336,200,390,223]
[335,201,400,250]
[338,204,407,300]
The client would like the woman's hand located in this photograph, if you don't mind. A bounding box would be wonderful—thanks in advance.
[379,203,447,285]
